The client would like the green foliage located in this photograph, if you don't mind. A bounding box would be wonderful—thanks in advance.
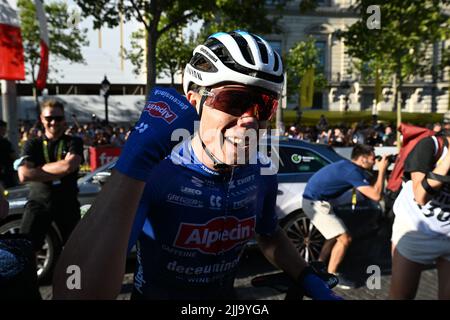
[342,0,450,83]
[441,47,450,69]
[283,109,445,126]
[155,26,197,85]
[285,38,327,102]
[123,29,145,76]
[18,0,89,84]
[75,0,286,90]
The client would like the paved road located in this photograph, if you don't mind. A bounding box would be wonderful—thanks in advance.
[40,249,439,300]
[39,219,439,300]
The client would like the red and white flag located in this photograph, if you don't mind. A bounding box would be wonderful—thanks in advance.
[0,0,25,80]
[34,0,49,90]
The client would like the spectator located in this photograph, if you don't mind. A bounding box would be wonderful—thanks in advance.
[302,144,389,289]
[366,128,383,147]
[316,130,329,145]
[317,114,329,132]
[330,128,346,147]
[382,126,397,146]
[390,132,450,299]
[432,122,442,134]
[18,100,84,254]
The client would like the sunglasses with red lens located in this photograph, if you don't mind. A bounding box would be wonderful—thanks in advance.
[201,86,279,121]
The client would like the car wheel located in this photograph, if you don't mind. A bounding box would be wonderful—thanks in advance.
[0,219,61,283]
[281,211,325,262]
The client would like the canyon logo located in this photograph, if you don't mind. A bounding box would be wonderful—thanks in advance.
[174,216,255,254]
[144,101,178,124]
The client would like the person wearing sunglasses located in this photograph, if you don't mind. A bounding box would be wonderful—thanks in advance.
[53,31,341,300]
[17,100,84,259]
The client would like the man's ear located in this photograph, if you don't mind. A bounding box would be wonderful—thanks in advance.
[186,91,199,111]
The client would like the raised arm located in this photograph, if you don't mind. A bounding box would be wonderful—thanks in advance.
[52,170,144,299]
[412,137,450,205]
[52,87,198,299]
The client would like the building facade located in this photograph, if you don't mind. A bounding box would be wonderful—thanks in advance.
[265,0,450,113]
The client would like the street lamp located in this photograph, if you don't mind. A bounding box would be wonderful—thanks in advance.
[100,76,111,124]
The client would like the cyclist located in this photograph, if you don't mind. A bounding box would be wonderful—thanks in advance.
[53,31,341,300]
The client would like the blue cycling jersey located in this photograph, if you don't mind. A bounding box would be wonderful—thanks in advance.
[127,139,278,299]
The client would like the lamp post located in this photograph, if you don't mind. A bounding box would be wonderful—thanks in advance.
[100,76,110,124]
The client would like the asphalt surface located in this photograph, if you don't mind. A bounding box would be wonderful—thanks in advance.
[39,219,439,300]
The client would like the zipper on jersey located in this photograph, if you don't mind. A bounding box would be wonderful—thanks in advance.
[216,167,235,257]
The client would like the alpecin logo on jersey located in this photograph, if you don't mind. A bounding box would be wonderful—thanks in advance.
[174,216,256,254]
[144,101,178,124]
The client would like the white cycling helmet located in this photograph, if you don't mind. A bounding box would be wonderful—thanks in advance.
[183,30,284,96]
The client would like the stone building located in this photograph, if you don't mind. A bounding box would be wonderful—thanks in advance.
[264,0,450,113]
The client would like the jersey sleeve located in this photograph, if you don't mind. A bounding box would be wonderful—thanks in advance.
[404,137,436,175]
[255,174,278,236]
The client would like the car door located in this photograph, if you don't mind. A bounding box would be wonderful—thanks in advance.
[275,143,333,220]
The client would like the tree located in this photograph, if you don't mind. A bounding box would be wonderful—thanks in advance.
[341,0,450,146]
[74,0,285,94]
[341,0,450,114]
[156,28,196,86]
[285,38,327,108]
[124,22,196,86]
[18,0,89,94]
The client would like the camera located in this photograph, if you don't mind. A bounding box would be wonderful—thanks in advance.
[375,154,397,163]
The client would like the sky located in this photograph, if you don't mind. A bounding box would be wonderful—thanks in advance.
[45,0,201,85]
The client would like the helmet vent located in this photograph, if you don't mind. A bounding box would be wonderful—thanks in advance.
[190,53,218,72]
[250,34,268,64]
[273,53,279,72]
[229,31,255,65]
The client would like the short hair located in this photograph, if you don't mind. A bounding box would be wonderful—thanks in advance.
[351,144,375,160]
[40,99,65,113]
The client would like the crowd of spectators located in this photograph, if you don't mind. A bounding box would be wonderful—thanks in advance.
[18,117,132,152]
[285,115,398,147]
[14,117,132,174]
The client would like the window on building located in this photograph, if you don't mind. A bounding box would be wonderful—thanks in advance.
[315,40,326,73]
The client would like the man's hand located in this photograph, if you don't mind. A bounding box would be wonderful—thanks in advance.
[375,155,390,173]
[358,155,390,202]
[301,272,343,300]
[115,87,198,181]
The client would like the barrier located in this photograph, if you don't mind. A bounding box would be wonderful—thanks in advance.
[89,146,121,171]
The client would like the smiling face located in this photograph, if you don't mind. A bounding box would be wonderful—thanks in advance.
[188,84,276,168]
[40,105,66,140]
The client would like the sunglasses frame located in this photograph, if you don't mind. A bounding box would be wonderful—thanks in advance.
[200,86,279,121]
